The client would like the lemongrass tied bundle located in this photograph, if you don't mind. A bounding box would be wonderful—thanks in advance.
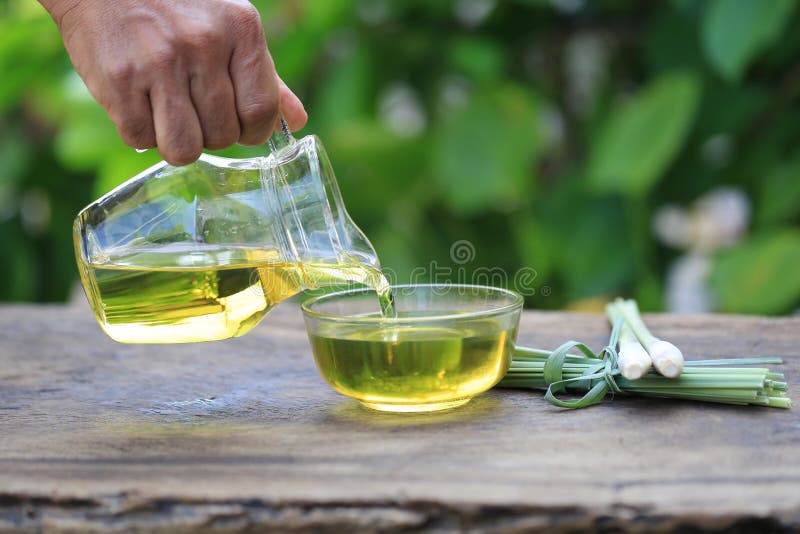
[501,317,626,409]
[616,298,684,377]
[606,302,651,379]
[499,344,791,409]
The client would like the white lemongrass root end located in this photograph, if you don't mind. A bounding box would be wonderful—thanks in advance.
[617,340,652,380]
[648,340,685,378]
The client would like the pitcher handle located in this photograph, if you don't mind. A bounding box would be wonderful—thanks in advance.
[268,116,295,155]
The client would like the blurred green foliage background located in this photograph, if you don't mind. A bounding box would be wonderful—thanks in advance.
[1,0,799,314]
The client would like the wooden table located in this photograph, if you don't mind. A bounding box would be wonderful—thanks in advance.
[1,302,798,532]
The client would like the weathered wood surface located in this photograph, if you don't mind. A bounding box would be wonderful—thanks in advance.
[1,301,798,533]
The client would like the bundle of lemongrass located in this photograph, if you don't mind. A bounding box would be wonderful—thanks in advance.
[497,298,791,409]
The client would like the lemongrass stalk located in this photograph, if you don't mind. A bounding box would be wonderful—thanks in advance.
[685,357,784,366]
[606,302,651,379]
[497,345,791,409]
[616,298,684,378]
[767,397,792,408]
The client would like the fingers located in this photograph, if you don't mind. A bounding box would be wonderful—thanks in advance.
[278,78,307,132]
[150,79,204,166]
[107,89,157,151]
[228,5,281,145]
[189,70,240,150]
[101,1,304,162]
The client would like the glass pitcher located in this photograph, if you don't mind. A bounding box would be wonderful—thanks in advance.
[73,128,388,344]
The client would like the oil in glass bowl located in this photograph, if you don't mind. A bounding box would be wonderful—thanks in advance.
[302,285,523,412]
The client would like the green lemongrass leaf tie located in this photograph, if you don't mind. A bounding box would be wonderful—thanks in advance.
[543,340,597,393]
[540,317,625,409]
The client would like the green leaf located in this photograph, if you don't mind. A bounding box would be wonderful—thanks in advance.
[54,106,120,171]
[325,120,427,223]
[510,213,555,284]
[586,71,701,196]
[691,83,766,141]
[260,0,354,86]
[702,0,795,82]
[0,125,32,186]
[311,46,374,135]
[0,222,38,300]
[710,231,800,315]
[756,154,800,227]
[557,197,634,299]
[0,16,63,112]
[433,85,542,214]
[447,37,506,83]
[644,7,703,75]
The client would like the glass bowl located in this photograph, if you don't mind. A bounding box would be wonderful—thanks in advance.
[301,284,523,412]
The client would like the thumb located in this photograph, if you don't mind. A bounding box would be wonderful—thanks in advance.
[277,77,307,132]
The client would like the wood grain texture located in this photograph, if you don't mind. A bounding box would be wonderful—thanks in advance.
[1,301,798,533]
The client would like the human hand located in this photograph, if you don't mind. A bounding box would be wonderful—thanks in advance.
[40,0,307,166]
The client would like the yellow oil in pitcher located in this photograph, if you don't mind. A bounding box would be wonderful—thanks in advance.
[78,244,394,344]
[308,318,514,411]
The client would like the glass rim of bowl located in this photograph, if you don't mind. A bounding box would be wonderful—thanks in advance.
[301,283,524,324]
